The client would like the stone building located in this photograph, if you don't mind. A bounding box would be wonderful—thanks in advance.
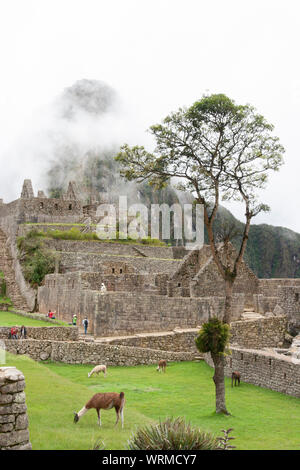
[0,179,300,336]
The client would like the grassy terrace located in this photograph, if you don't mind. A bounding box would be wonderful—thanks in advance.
[2,354,300,450]
[20,225,167,247]
[56,251,180,262]
[0,310,69,327]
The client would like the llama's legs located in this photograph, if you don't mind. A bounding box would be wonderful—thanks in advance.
[115,407,120,426]
[120,407,124,428]
[97,409,101,426]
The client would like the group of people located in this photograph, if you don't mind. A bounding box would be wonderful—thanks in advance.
[9,325,27,340]
[72,314,89,334]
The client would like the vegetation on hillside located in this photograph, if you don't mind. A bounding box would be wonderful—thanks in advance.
[0,271,13,310]
[208,206,300,278]
[20,227,166,246]
[17,231,57,287]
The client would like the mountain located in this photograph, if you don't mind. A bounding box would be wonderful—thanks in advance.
[209,206,300,279]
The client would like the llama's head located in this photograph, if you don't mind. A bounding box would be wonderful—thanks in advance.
[73,412,79,423]
[88,372,91,378]
[156,366,159,371]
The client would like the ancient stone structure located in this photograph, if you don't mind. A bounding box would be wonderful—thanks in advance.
[0,367,31,450]
[3,339,195,366]
[1,179,300,337]
[0,326,78,342]
[204,347,300,398]
[1,180,300,398]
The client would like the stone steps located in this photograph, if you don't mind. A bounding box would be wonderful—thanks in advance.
[0,230,28,310]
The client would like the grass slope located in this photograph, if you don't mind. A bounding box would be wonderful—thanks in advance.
[0,311,68,327]
[3,354,300,450]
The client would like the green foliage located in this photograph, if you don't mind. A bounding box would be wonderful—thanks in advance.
[126,417,221,450]
[195,317,230,355]
[17,231,57,287]
[117,93,284,214]
[205,206,300,278]
[46,227,99,241]
[20,227,166,247]
[0,272,7,298]
[0,296,13,308]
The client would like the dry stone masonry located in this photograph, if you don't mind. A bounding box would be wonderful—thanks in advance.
[0,367,31,450]
[1,180,300,399]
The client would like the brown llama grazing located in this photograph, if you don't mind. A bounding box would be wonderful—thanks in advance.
[156,359,167,373]
[231,371,241,387]
[74,392,125,428]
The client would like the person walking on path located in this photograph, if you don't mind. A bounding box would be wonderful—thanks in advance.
[82,317,89,335]
[72,314,77,326]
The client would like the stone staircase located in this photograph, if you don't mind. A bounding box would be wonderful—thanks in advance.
[0,229,28,310]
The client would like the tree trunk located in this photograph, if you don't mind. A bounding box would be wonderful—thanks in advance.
[211,352,229,415]
[223,278,234,324]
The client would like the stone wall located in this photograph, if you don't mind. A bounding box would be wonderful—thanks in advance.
[44,271,151,294]
[102,329,200,352]
[204,347,300,398]
[3,339,195,365]
[258,279,300,297]
[190,246,259,308]
[99,317,288,352]
[229,316,287,349]
[94,292,244,337]
[0,367,31,450]
[43,238,179,260]
[277,286,300,334]
[253,294,279,314]
[0,326,78,342]
[168,249,202,297]
[56,251,180,275]
[38,283,244,337]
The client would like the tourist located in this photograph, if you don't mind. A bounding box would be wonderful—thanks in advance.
[20,325,27,339]
[10,326,18,340]
[72,314,77,326]
[82,317,89,335]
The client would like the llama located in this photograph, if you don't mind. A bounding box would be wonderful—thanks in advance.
[74,392,125,428]
[231,371,241,387]
[88,364,107,378]
[156,359,167,373]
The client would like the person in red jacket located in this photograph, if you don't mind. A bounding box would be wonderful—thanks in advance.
[10,326,18,339]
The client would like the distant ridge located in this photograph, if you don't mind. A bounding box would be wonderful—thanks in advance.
[207,206,300,279]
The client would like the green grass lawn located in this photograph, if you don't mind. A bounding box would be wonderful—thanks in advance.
[2,353,300,450]
[0,311,68,327]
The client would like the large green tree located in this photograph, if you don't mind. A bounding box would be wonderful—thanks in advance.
[116,94,284,414]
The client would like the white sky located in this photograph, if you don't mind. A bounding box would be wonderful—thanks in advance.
[0,0,300,231]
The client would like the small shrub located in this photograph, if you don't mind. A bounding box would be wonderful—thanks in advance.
[0,296,13,311]
[217,428,236,450]
[92,439,106,450]
[17,232,58,287]
[126,417,221,450]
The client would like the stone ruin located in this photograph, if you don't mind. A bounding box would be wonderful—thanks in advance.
[0,367,31,450]
[0,179,299,398]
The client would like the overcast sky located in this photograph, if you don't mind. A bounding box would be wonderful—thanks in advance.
[0,0,300,231]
